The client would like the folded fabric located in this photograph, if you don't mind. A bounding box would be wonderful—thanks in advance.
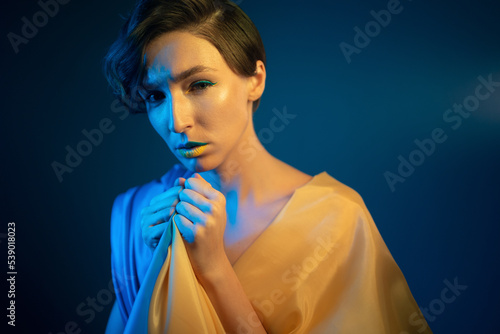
[110,164,432,333]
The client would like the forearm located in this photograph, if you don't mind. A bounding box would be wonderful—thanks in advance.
[198,257,267,334]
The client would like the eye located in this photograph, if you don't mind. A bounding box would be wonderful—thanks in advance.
[144,91,165,103]
[188,80,217,92]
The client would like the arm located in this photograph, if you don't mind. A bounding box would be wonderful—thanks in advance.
[105,300,124,334]
[173,174,267,333]
[198,256,267,334]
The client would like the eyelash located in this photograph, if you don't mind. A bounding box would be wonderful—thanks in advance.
[143,80,217,103]
[188,80,218,93]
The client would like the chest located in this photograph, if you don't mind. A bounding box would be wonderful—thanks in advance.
[223,196,291,266]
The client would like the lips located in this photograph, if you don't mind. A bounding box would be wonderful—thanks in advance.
[176,141,208,158]
[176,141,208,149]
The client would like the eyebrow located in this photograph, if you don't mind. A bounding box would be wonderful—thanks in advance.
[143,65,216,87]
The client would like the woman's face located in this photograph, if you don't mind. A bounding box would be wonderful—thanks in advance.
[140,31,255,173]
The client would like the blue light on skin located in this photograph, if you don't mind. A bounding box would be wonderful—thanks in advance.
[223,189,239,228]
[141,31,311,263]
[141,31,258,176]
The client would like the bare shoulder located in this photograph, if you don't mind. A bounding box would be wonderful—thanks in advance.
[272,160,313,193]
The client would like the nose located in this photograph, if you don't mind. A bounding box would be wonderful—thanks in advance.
[169,94,193,133]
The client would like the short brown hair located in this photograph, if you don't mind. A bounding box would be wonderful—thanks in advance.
[103,0,266,113]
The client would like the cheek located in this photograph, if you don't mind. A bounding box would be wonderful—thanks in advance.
[147,112,161,134]
[201,81,248,129]
[147,108,169,140]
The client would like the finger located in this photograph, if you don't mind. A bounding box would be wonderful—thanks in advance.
[178,188,213,213]
[141,197,179,222]
[176,200,206,225]
[141,198,179,220]
[149,185,183,205]
[184,174,221,201]
[142,222,172,249]
[178,177,186,187]
[141,207,176,228]
[174,213,195,243]
[149,186,183,206]
[142,187,182,218]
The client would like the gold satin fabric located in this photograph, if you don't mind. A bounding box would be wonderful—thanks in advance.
[148,218,225,333]
[148,172,432,333]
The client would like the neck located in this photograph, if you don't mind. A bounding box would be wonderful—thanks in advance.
[199,117,280,207]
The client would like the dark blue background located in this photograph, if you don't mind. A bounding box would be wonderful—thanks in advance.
[1,0,499,333]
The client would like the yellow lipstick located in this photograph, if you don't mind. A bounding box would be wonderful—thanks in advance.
[178,144,207,158]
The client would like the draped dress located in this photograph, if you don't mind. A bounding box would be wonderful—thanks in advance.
[109,164,432,333]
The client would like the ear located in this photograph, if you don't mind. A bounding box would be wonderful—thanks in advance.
[247,60,266,104]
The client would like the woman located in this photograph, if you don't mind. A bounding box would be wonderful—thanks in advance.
[104,0,432,333]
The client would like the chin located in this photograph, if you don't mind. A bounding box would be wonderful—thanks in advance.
[179,156,219,174]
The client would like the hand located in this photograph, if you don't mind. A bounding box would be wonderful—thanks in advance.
[140,177,186,250]
[173,173,228,279]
